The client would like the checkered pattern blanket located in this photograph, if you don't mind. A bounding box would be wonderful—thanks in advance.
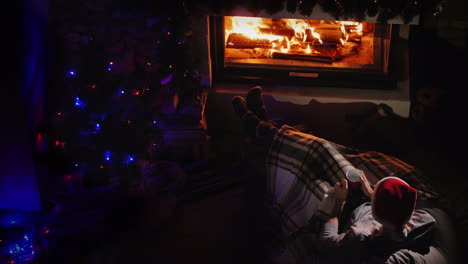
[265,125,441,263]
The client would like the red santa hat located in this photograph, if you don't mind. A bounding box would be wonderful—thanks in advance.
[371,177,418,230]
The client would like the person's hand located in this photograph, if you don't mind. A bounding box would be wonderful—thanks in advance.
[334,180,349,202]
[360,175,374,199]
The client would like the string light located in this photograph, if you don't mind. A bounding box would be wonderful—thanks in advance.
[160,74,173,85]
[107,61,114,71]
[55,140,65,149]
[2,229,35,264]
[42,227,50,235]
[104,150,111,161]
[124,154,135,164]
[74,97,84,107]
[36,133,43,144]
[66,69,77,77]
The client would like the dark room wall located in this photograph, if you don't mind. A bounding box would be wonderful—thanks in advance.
[0,0,49,211]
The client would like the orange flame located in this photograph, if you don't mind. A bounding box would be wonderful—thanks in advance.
[225,16,364,56]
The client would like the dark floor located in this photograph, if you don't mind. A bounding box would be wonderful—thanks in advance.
[80,185,254,264]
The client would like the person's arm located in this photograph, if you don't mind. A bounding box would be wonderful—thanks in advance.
[324,196,346,229]
[320,180,350,247]
[379,247,449,264]
[360,174,374,199]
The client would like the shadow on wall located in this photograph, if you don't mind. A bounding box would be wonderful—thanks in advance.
[409,27,468,158]
[265,95,417,156]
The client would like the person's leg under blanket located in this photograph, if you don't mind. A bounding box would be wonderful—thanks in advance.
[231,87,279,145]
[232,87,356,263]
[232,86,355,231]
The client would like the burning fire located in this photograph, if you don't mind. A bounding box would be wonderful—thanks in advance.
[224,16,367,62]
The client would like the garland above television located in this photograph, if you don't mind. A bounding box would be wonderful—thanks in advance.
[185,0,445,23]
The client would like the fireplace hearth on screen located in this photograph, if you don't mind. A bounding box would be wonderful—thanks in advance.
[210,15,397,89]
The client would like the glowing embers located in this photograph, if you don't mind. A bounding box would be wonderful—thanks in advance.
[224,16,372,64]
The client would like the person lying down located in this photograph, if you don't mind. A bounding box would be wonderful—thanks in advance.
[232,86,457,264]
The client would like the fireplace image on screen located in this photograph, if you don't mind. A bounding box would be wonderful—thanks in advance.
[210,16,395,89]
[225,16,375,64]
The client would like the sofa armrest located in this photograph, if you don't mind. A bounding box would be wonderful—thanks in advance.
[385,247,448,264]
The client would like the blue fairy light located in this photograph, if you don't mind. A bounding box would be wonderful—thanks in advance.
[66,69,77,77]
[104,150,111,162]
[74,97,84,107]
[107,61,114,71]
[2,231,35,263]
[95,123,101,131]
[124,154,135,164]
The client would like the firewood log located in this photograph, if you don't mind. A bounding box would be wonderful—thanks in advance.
[225,33,274,49]
[271,52,333,63]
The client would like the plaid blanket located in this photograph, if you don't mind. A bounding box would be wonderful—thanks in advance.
[264,125,441,263]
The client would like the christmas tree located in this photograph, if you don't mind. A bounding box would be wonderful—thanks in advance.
[40,0,205,195]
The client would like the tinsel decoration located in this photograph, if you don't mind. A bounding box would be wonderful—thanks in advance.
[299,0,318,17]
[367,0,379,17]
[339,0,367,22]
[246,0,263,16]
[355,0,369,22]
[187,0,445,23]
[376,0,403,23]
[265,0,287,14]
[286,0,299,13]
[319,0,344,20]
[401,0,423,24]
